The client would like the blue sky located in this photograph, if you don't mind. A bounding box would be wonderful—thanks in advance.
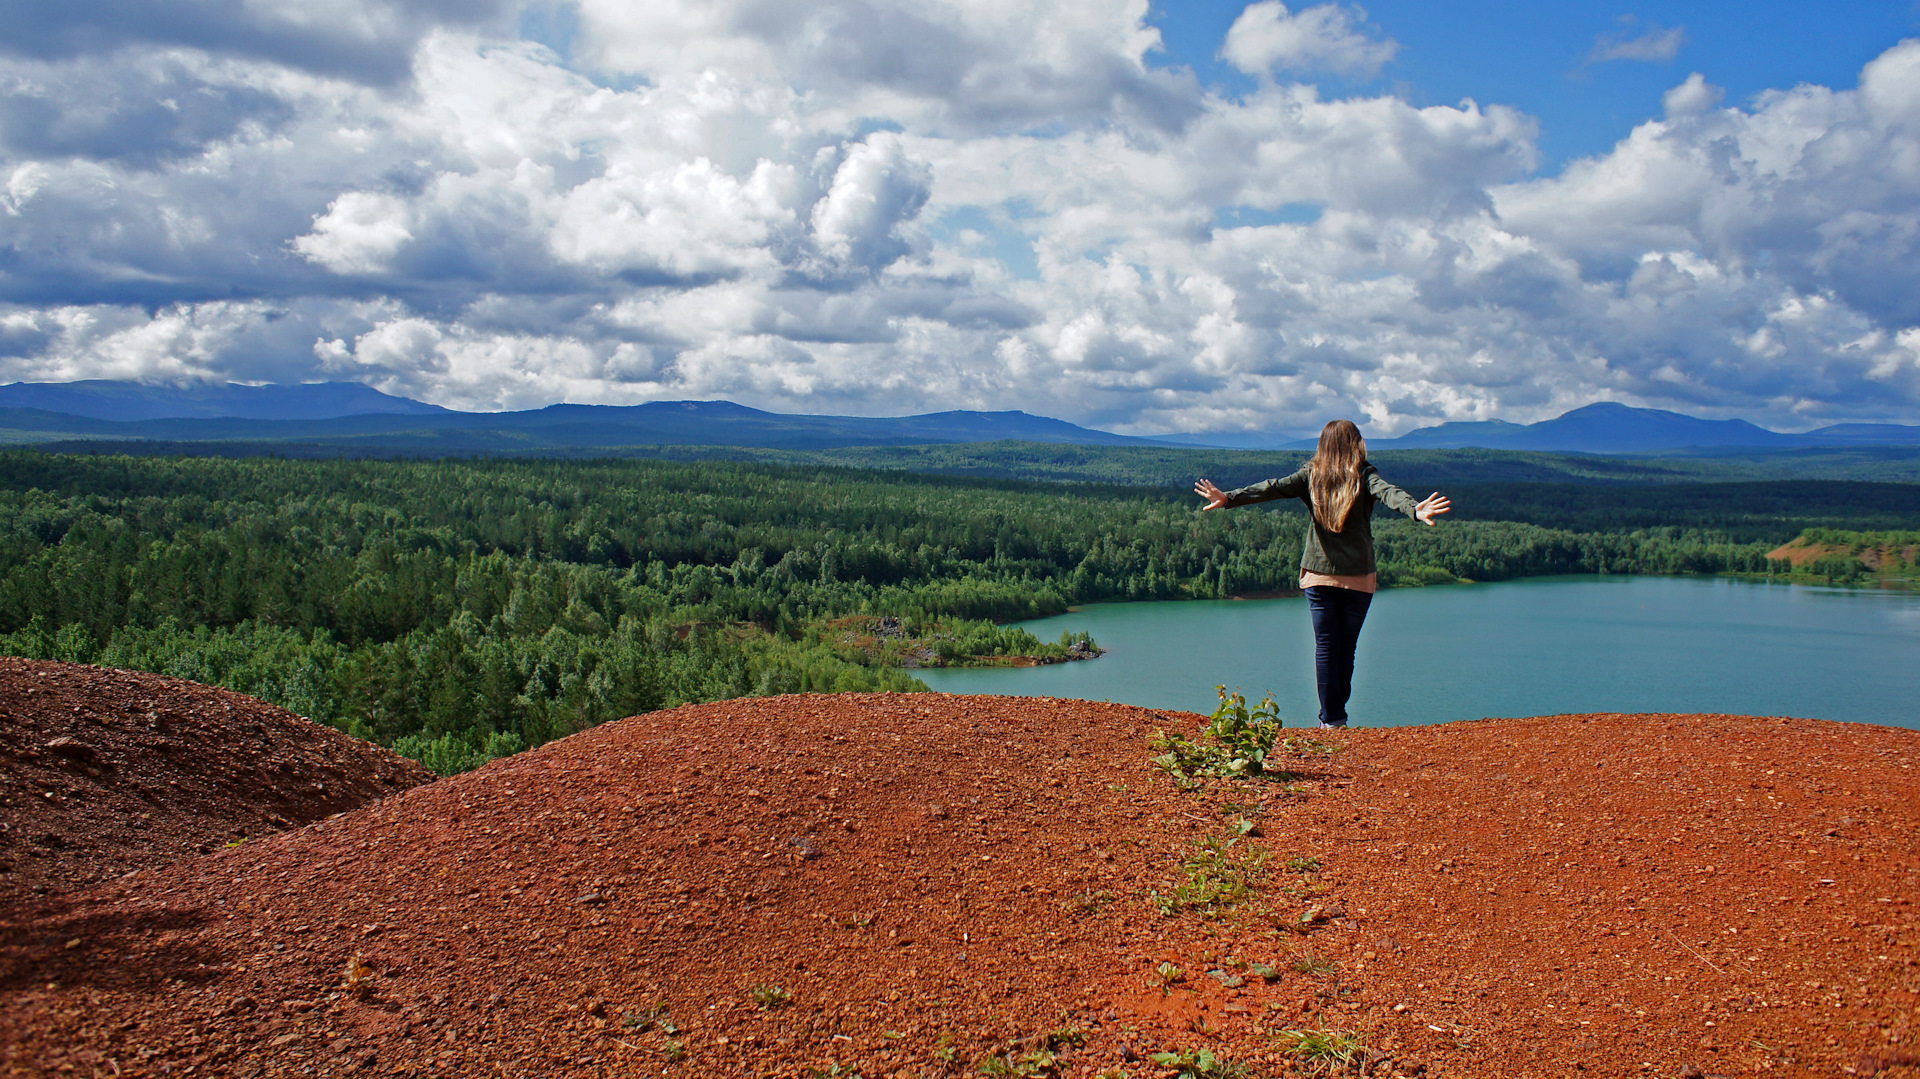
[2,0,1919,436]
[1152,1,1920,165]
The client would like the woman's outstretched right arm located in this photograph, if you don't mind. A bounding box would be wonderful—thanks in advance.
[1196,469,1310,511]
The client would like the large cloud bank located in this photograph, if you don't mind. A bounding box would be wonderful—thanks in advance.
[2,0,1919,434]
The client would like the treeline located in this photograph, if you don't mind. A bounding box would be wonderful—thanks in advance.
[622,439,1920,488]
[0,451,1853,772]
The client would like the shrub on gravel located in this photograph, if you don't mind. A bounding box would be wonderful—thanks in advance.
[1151,687,1285,781]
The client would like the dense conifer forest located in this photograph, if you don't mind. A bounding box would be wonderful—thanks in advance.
[0,451,1910,772]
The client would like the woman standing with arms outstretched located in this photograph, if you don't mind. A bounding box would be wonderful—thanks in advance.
[1194,419,1451,729]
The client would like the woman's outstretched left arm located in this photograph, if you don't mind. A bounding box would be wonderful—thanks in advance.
[1194,478,1231,511]
[1367,469,1450,525]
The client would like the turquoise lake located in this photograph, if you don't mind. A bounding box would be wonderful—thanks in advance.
[913,576,1920,730]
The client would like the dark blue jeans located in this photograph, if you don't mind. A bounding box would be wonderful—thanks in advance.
[1306,586,1373,726]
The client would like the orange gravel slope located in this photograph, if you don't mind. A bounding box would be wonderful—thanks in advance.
[0,659,433,906]
[2,693,1916,1079]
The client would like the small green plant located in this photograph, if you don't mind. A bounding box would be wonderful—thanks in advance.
[1159,837,1269,916]
[750,983,791,1010]
[808,1065,860,1078]
[1066,889,1116,914]
[1280,901,1339,933]
[978,1050,1056,1076]
[662,1038,687,1062]
[1049,1025,1088,1047]
[1151,962,1186,991]
[1147,1047,1249,1079]
[1151,687,1285,781]
[975,1025,1087,1077]
[1279,734,1339,755]
[621,1001,669,1031]
[1274,1028,1367,1074]
[1288,954,1338,976]
[1284,855,1322,874]
[934,1031,960,1064]
[837,911,874,928]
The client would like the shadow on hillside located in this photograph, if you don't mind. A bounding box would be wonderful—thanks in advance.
[0,898,228,995]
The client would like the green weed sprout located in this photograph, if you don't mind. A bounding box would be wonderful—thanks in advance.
[1147,1047,1250,1079]
[1273,1028,1367,1074]
[749,983,791,1010]
[1159,837,1269,917]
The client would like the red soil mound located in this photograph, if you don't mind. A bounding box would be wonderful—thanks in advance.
[0,659,434,905]
[2,694,1915,1079]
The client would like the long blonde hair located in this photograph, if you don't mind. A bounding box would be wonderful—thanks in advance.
[1308,419,1367,532]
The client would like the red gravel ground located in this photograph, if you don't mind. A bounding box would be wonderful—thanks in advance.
[2,689,1916,1079]
[0,659,433,906]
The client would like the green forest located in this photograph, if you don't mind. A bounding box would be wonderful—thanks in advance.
[0,450,1910,773]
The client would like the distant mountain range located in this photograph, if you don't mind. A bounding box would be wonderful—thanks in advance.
[1371,402,1920,453]
[0,383,1184,452]
[0,380,446,421]
[2,381,1917,456]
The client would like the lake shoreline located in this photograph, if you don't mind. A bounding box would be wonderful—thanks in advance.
[928,575,1920,730]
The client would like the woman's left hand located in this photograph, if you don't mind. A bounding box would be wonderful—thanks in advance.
[1415,492,1451,525]
[1194,478,1230,511]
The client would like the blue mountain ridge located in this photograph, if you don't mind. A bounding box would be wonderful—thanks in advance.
[2,382,1918,454]
[0,380,447,421]
[0,389,1187,451]
[1367,403,1920,453]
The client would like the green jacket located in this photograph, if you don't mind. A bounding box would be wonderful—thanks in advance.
[1223,464,1420,576]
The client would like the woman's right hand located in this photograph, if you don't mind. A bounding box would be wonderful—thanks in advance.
[1194,478,1230,511]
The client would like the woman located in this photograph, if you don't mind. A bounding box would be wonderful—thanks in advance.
[1194,419,1450,729]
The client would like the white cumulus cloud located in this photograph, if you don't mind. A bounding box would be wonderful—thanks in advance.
[1222,2,1398,79]
[1587,19,1686,65]
[1662,73,1723,118]
[294,192,416,274]
[1,3,1918,434]
[811,132,933,271]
